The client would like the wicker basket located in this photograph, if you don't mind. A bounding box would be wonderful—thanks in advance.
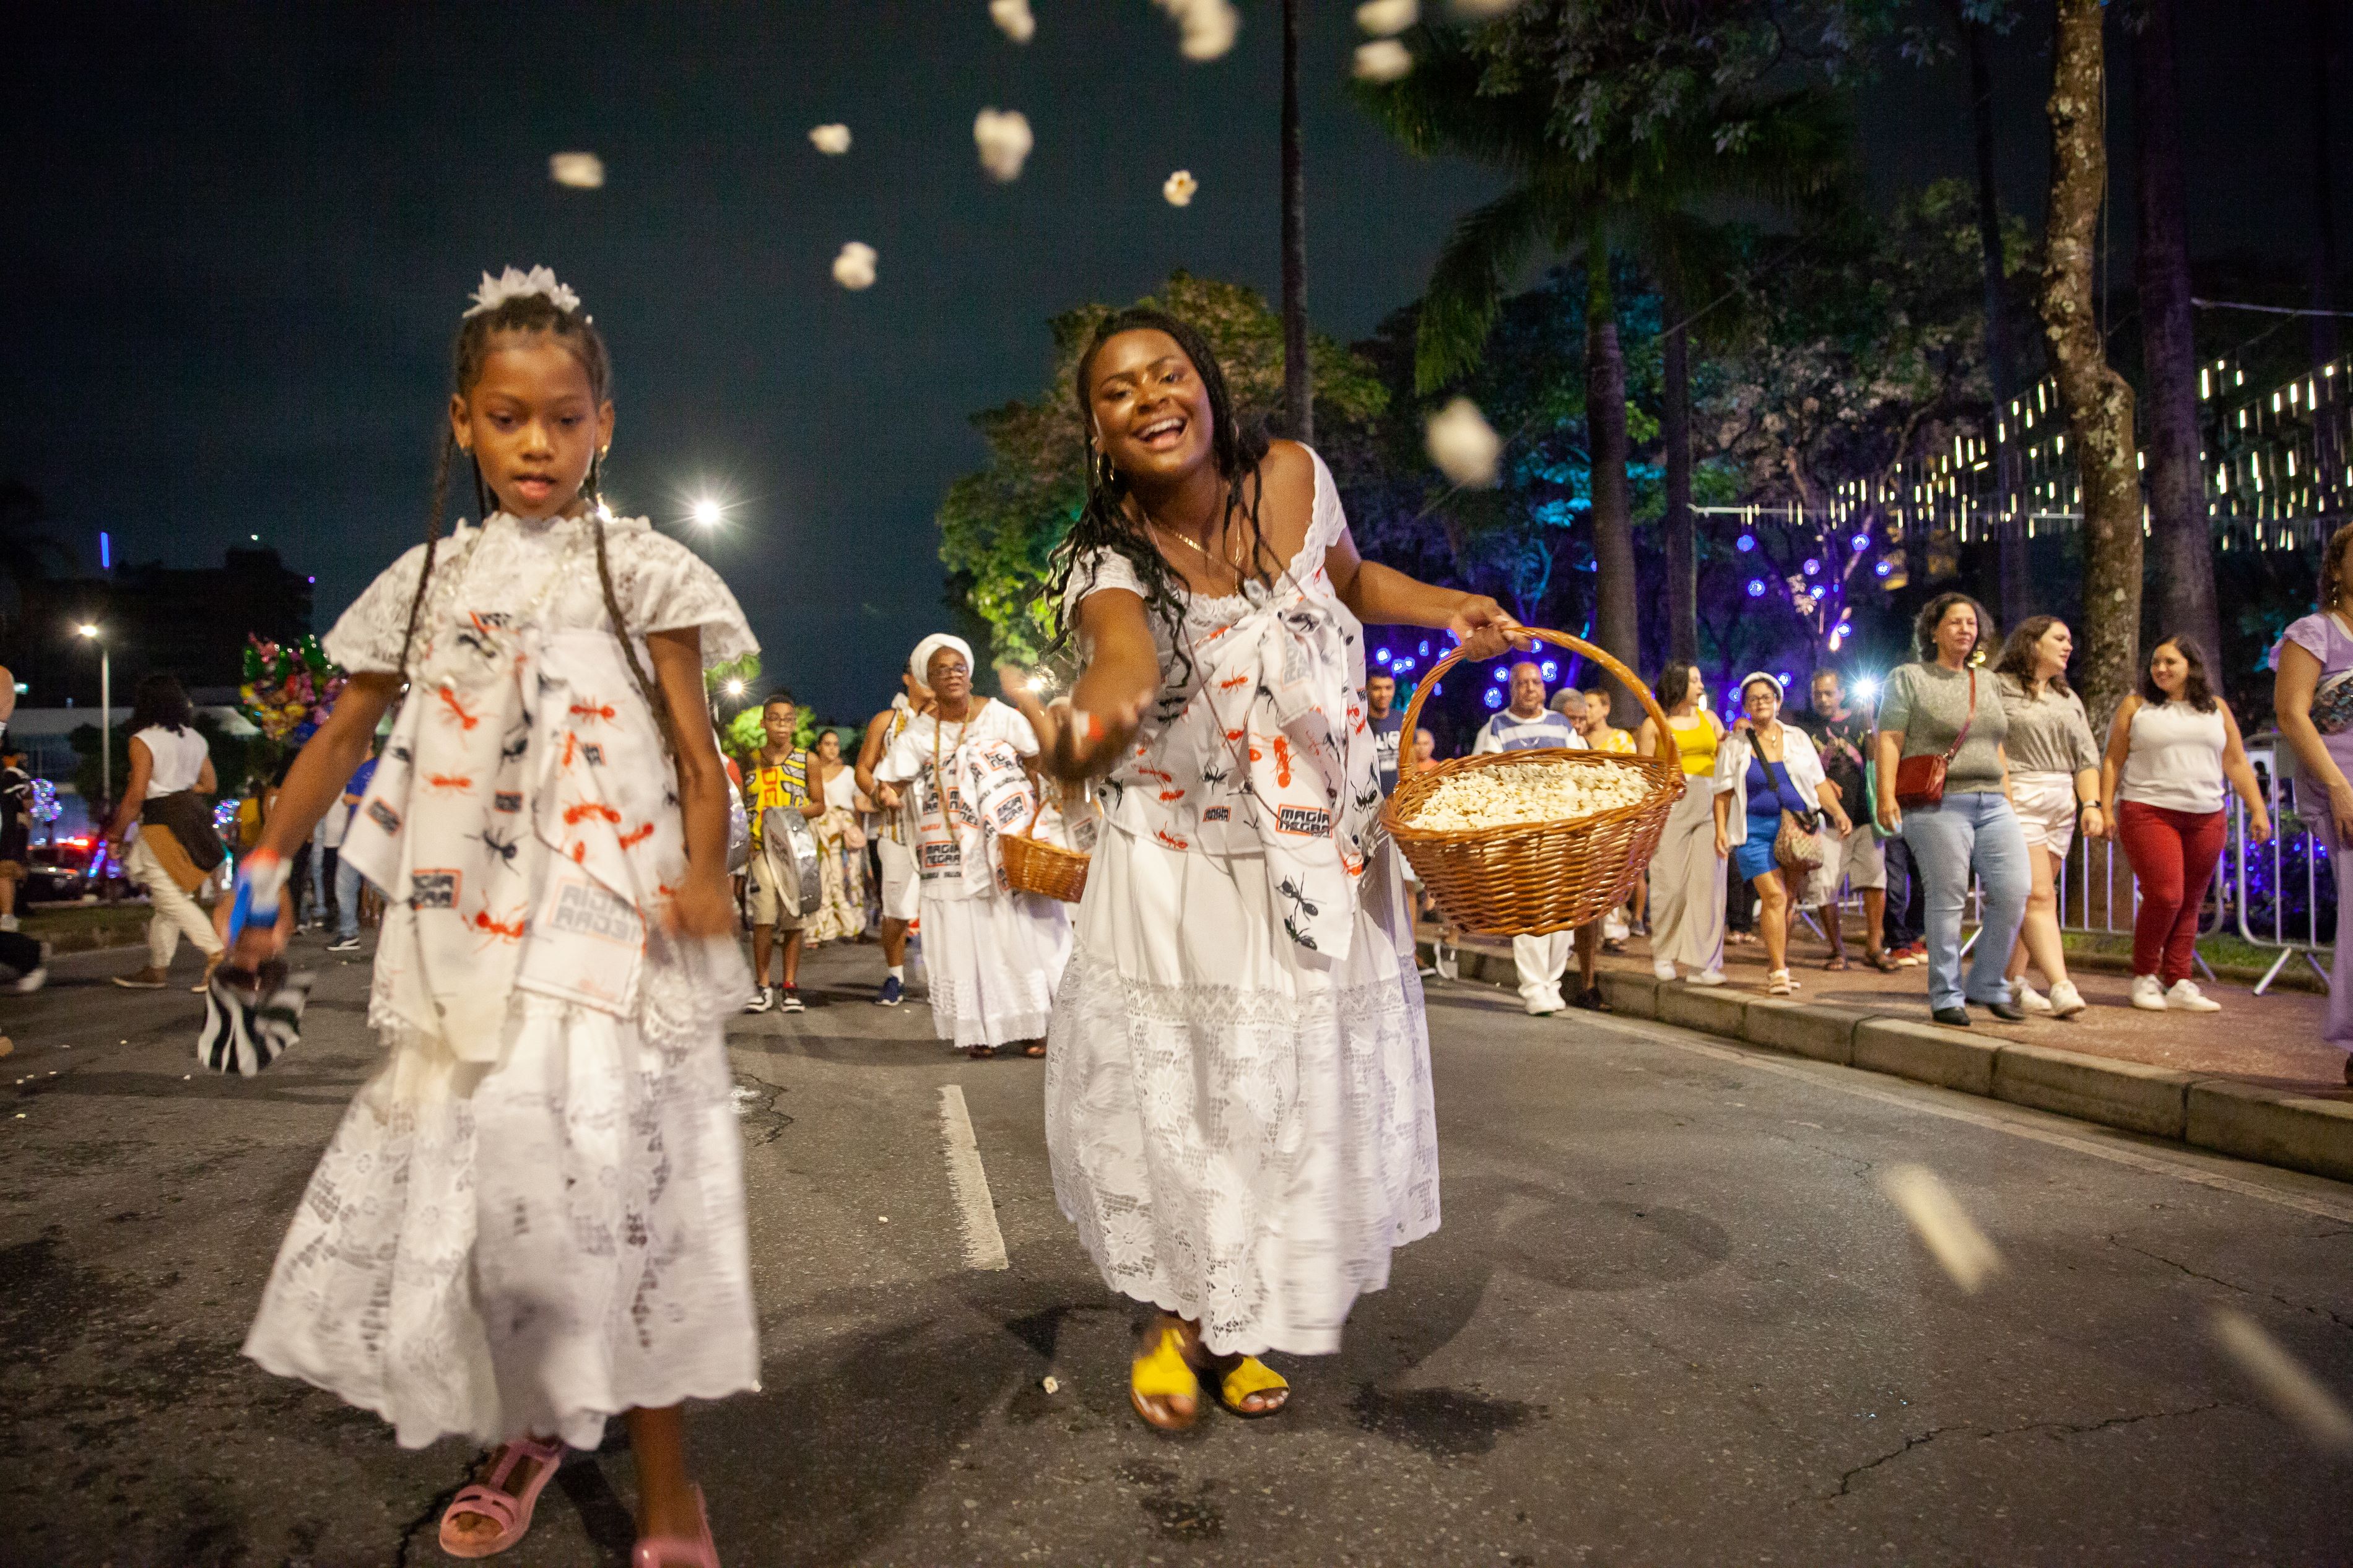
[1381,629,1684,937]
[1001,792,1091,903]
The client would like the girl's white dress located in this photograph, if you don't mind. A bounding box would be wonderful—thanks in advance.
[1045,449,1439,1359]
[242,512,762,1452]
[874,701,1072,1049]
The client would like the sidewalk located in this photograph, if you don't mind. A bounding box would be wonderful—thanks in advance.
[1422,914,2353,1187]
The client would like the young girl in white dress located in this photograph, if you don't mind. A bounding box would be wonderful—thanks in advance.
[872,633,1072,1056]
[224,268,757,1568]
[1020,308,1528,1431]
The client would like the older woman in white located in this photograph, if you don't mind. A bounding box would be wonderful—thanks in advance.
[872,633,1071,1057]
[1710,673,1848,997]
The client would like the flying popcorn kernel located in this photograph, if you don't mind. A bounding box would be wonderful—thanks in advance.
[1353,40,1414,82]
[1879,1164,2002,1294]
[1427,397,1502,487]
[1451,0,1525,15]
[549,152,605,189]
[990,0,1036,42]
[975,108,1035,182]
[1154,0,1240,61]
[1163,170,1199,207]
[809,124,852,155]
[1356,0,1417,35]
[832,242,877,291]
[2211,1308,2353,1453]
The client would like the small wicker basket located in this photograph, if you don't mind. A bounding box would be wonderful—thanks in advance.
[1381,628,1684,937]
[1001,792,1090,904]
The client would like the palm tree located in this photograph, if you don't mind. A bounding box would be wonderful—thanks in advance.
[1357,25,1845,685]
[1280,0,1311,444]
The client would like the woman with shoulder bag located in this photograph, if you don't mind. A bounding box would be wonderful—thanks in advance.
[1874,594,2032,1027]
[1711,673,1850,997]
[2273,521,2353,1080]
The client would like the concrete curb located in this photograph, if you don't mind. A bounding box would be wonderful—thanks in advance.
[1429,938,2353,1189]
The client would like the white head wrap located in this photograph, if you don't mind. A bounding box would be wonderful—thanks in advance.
[911,633,975,684]
[1736,670,1786,703]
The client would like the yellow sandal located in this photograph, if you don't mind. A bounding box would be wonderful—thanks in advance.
[1215,1356,1290,1418]
[1129,1325,1203,1431]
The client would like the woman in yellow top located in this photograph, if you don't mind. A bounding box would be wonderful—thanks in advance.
[1634,661,1728,984]
[741,691,825,1013]
[1577,685,1639,755]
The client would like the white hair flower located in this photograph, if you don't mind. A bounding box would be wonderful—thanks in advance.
[974,108,1034,182]
[1426,397,1502,487]
[1162,170,1199,207]
[548,152,605,189]
[989,0,1036,43]
[1154,0,1239,61]
[1355,0,1417,35]
[832,243,878,291]
[1352,39,1414,82]
[465,266,583,318]
[809,124,852,155]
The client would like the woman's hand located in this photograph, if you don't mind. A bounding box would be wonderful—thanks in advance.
[2246,807,2274,846]
[1034,691,1152,784]
[668,872,736,938]
[1878,794,1903,836]
[2078,802,2106,842]
[1713,828,1730,860]
[1446,596,1534,662]
[2331,781,2353,847]
[212,857,294,971]
[1827,807,1853,838]
[874,781,902,812]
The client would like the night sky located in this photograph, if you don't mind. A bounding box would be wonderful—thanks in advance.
[3,2,2343,719]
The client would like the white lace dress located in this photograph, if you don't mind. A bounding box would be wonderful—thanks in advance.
[1045,450,1440,1359]
[242,512,763,1452]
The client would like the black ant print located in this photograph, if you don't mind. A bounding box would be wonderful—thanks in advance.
[1276,877,1321,950]
[389,743,414,765]
[499,726,530,764]
[473,826,522,868]
[1200,761,1231,786]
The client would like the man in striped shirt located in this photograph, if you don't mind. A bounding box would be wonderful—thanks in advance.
[1473,662,1607,1016]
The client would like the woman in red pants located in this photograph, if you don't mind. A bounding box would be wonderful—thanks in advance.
[2098,636,2271,1011]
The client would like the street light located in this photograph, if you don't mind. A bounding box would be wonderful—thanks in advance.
[723,678,746,700]
[690,497,724,529]
[76,623,110,813]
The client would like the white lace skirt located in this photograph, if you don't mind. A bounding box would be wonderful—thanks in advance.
[1044,828,1439,1358]
[242,948,760,1452]
[921,886,1071,1049]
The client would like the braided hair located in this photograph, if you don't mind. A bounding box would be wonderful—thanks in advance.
[395,288,674,753]
[1044,308,1274,685]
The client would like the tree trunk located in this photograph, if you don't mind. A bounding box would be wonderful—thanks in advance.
[1586,234,1640,704]
[1281,0,1312,445]
[2041,0,2142,727]
[1661,293,1698,664]
[2313,0,2342,370]
[2133,0,2220,673]
[1969,20,2030,630]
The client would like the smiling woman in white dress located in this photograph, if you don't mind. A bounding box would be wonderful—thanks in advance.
[1017,307,1528,1433]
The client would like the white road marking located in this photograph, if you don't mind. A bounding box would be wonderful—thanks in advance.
[1575,1013,2353,1224]
[937,1084,1010,1271]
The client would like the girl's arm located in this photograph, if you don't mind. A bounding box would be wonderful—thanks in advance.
[1874,728,1906,834]
[1996,740,2014,802]
[103,737,156,847]
[2099,696,2141,829]
[2217,701,2273,842]
[647,629,734,935]
[1711,786,1733,859]
[2074,765,2105,842]
[1035,588,1162,783]
[197,753,217,796]
[1323,522,1529,656]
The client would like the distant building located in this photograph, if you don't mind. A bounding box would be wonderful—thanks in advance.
[0,545,313,709]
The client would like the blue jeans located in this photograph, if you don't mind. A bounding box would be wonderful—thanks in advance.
[336,854,369,941]
[1901,792,2030,1013]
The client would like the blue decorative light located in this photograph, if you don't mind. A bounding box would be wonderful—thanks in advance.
[1417,640,1430,656]
[1394,657,1415,673]
[1493,667,1510,683]
[1850,533,1871,552]
[99,531,111,570]
[1539,659,1559,681]
[1736,534,1756,552]
[1803,558,1820,576]
[1746,579,1767,598]
[1874,560,1894,578]
[1482,687,1504,710]
[1374,648,1391,666]
[1778,671,1795,688]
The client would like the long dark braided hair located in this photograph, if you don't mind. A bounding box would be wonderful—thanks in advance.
[1045,308,1275,685]
[395,287,674,752]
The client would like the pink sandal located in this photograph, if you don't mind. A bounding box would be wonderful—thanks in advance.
[437,1436,565,1558]
[633,1483,719,1567]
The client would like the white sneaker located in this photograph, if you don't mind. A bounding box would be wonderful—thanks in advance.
[2047,979,2087,1018]
[743,986,775,1014]
[2016,982,2055,1015]
[1524,992,1565,1016]
[0,913,17,932]
[1434,943,1459,982]
[1653,961,1677,982]
[2129,974,2168,1011]
[1690,968,1727,987]
[2165,978,2222,1013]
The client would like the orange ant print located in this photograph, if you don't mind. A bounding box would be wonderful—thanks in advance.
[1219,674,1250,691]
[437,688,481,730]
[568,701,618,724]
[1157,789,1186,803]
[1272,737,1294,787]
[563,800,623,827]
[468,903,528,943]
[615,822,656,850]
[1154,828,1191,851]
[424,774,474,793]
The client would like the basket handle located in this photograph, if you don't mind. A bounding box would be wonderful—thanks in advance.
[1396,627,1680,769]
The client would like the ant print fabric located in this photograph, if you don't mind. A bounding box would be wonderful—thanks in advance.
[243,512,762,1452]
[1064,452,1381,959]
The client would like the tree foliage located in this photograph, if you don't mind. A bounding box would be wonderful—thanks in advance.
[937,272,1387,664]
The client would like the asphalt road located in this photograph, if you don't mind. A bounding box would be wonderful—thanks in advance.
[4,931,2351,1567]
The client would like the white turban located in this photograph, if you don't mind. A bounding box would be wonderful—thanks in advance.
[911,633,975,684]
